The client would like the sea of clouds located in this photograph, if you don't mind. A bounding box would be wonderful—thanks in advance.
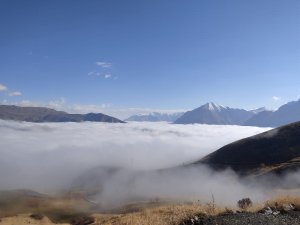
[0,120,274,206]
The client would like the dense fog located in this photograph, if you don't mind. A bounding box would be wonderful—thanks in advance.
[0,120,273,206]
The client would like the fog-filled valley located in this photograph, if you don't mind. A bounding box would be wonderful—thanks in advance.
[0,120,274,205]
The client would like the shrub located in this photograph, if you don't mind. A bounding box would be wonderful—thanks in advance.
[237,198,253,210]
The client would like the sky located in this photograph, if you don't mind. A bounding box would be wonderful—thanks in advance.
[1,0,300,117]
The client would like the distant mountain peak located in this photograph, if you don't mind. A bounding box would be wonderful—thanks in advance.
[174,102,253,125]
[203,102,225,112]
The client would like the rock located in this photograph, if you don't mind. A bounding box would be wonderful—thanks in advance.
[71,216,95,225]
[281,204,296,213]
[29,213,44,220]
[258,207,274,215]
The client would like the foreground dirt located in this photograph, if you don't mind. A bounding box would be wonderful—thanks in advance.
[181,211,300,225]
[2,212,300,225]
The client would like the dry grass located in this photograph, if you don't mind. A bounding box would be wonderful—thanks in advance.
[244,195,300,213]
[106,195,300,225]
[264,195,300,210]
[0,214,69,225]
[93,203,225,225]
[2,190,300,225]
[0,201,226,225]
[0,191,93,224]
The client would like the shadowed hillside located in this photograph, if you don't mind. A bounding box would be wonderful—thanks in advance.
[195,121,300,175]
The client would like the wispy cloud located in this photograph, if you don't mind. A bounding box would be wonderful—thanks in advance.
[8,91,22,97]
[96,61,112,68]
[88,71,114,79]
[0,83,7,92]
[88,71,95,76]
[89,60,118,79]
[272,96,282,101]
[0,83,22,97]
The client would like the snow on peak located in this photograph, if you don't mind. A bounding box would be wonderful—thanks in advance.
[205,102,225,111]
[249,107,267,114]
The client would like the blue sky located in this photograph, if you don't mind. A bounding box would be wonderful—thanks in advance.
[0,0,300,115]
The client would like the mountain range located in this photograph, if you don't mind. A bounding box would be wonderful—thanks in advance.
[173,102,265,125]
[244,99,300,127]
[0,105,124,123]
[126,112,184,122]
[3,99,300,127]
[173,100,300,128]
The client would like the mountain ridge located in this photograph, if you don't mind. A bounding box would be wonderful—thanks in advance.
[126,112,184,122]
[0,105,125,123]
[245,99,300,127]
[174,102,258,125]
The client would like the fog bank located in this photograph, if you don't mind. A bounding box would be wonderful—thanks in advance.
[0,120,273,205]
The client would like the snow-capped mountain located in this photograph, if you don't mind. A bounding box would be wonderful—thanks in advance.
[126,112,185,122]
[174,102,257,125]
[244,99,300,127]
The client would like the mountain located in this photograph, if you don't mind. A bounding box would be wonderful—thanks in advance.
[248,107,267,114]
[245,99,300,127]
[0,105,125,123]
[243,110,274,127]
[174,102,256,125]
[126,112,184,122]
[195,121,300,176]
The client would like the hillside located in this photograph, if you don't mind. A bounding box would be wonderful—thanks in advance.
[0,105,124,123]
[196,121,300,175]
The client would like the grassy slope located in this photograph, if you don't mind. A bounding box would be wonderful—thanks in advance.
[197,121,300,176]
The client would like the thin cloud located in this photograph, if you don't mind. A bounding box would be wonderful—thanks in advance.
[8,91,22,97]
[96,61,112,68]
[272,96,281,101]
[0,83,7,92]
[88,71,114,79]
